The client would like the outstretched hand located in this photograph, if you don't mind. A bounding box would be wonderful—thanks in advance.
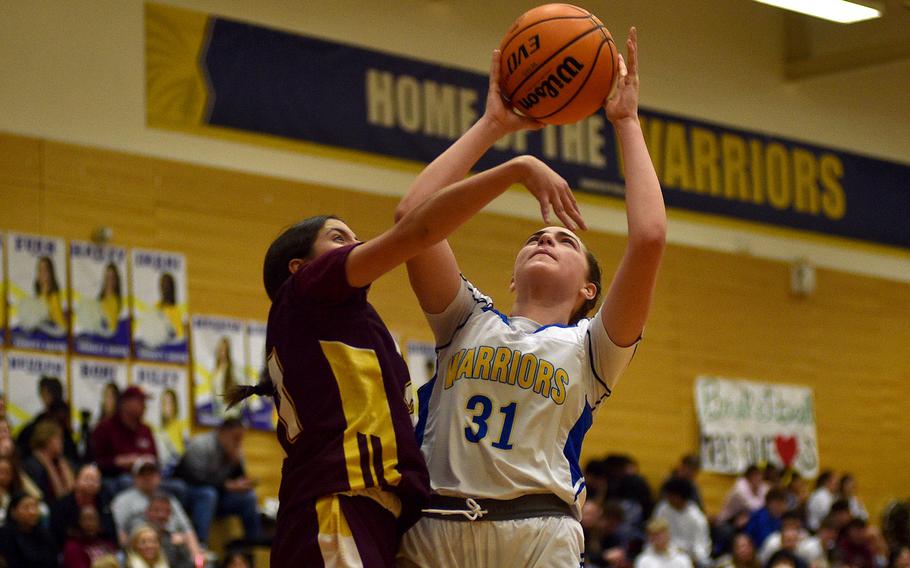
[483,49,546,135]
[516,156,587,231]
[605,27,640,124]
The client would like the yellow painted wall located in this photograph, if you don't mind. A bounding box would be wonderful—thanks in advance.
[2,132,908,528]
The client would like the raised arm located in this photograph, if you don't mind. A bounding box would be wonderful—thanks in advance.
[348,155,573,289]
[394,51,582,313]
[599,28,667,347]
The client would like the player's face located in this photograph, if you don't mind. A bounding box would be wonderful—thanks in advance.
[310,219,360,260]
[513,226,589,294]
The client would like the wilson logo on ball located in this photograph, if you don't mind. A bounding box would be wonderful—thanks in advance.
[515,56,584,112]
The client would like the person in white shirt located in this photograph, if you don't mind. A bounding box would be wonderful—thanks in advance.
[838,474,868,522]
[652,479,711,568]
[637,518,693,568]
[760,511,823,567]
[718,466,769,527]
[806,471,839,532]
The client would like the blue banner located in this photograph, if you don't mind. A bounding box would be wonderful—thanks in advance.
[146,4,910,249]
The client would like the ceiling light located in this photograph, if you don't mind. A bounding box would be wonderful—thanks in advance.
[753,0,882,23]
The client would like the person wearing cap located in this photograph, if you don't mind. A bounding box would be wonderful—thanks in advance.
[111,457,203,565]
[635,518,693,568]
[91,386,157,481]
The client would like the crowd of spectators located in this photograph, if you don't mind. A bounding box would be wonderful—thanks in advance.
[0,379,261,567]
[582,453,910,568]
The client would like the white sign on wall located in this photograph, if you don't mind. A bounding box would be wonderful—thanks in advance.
[695,376,819,477]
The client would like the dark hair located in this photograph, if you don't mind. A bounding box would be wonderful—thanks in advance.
[38,376,64,405]
[34,256,60,295]
[226,363,275,410]
[780,511,803,526]
[569,249,602,324]
[159,272,177,306]
[148,491,172,507]
[263,215,337,301]
[602,500,626,522]
[766,549,800,568]
[816,470,833,490]
[838,473,854,493]
[830,499,850,514]
[0,456,24,494]
[766,488,788,504]
[219,417,244,432]
[664,478,694,500]
[221,550,253,568]
[681,454,700,470]
[97,262,123,312]
[745,465,762,477]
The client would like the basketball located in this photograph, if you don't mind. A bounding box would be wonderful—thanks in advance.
[499,3,619,125]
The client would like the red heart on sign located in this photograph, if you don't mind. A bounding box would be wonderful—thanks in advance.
[775,435,798,467]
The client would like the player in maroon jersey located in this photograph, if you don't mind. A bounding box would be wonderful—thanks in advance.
[227,150,585,565]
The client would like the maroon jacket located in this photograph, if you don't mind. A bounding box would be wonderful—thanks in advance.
[90,413,157,476]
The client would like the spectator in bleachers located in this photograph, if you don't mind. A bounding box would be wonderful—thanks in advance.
[50,463,116,547]
[890,545,910,568]
[827,499,853,533]
[718,466,769,529]
[16,380,80,465]
[607,454,655,531]
[586,459,611,504]
[584,499,638,568]
[764,465,782,491]
[759,511,828,568]
[61,505,116,568]
[0,492,57,568]
[745,488,789,549]
[125,524,170,568]
[812,516,841,568]
[636,518,693,568]
[143,492,195,568]
[766,549,805,568]
[92,386,187,502]
[652,478,711,568]
[662,455,703,511]
[0,456,23,525]
[111,458,202,564]
[91,386,158,484]
[806,471,839,532]
[783,472,808,519]
[838,474,868,522]
[836,518,876,568]
[175,418,261,546]
[22,419,75,502]
[221,550,253,568]
[713,532,760,568]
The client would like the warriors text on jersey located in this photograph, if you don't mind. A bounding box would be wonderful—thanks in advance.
[415,277,638,517]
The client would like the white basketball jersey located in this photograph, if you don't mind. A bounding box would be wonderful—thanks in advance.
[415,278,638,518]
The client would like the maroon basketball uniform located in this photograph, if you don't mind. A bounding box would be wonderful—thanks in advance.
[265,244,429,565]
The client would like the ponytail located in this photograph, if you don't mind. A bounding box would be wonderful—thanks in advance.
[225,371,275,410]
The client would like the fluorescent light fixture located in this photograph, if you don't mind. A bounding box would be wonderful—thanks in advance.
[753,0,882,23]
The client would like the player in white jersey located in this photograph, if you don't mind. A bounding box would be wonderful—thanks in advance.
[396,28,666,567]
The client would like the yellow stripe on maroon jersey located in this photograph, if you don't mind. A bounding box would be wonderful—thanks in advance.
[319,340,402,490]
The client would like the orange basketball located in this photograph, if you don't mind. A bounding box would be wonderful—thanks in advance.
[499,3,619,125]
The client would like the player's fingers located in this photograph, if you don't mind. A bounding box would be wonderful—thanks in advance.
[539,200,552,224]
[551,195,576,231]
[565,193,587,231]
[627,27,638,77]
[617,54,628,82]
[489,50,502,94]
